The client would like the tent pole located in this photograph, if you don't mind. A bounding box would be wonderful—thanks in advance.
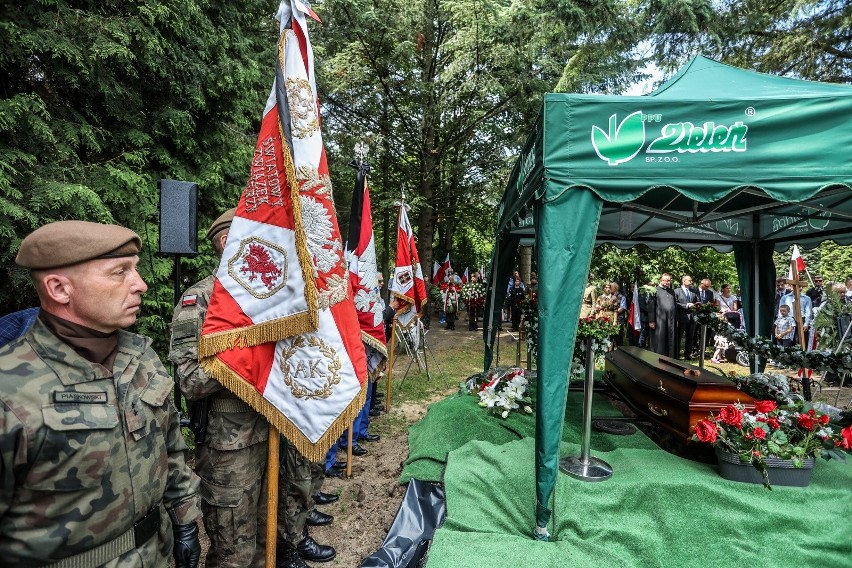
[485,238,501,370]
[751,217,760,372]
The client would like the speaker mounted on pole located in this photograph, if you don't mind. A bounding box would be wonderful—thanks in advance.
[158,179,198,255]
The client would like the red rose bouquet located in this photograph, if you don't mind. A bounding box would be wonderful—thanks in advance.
[692,400,851,488]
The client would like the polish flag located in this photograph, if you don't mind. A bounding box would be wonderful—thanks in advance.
[200,0,367,461]
[461,267,469,284]
[433,253,450,284]
[788,245,806,279]
[629,282,641,335]
[390,204,427,313]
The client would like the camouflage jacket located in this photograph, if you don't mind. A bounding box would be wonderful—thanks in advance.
[0,318,201,567]
[169,275,268,450]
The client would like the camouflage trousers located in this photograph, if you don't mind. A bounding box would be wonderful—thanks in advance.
[196,442,268,568]
[196,438,325,566]
[278,438,325,547]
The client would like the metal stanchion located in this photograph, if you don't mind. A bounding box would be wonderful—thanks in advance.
[698,324,707,369]
[559,337,613,482]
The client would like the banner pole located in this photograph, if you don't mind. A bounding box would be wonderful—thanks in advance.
[266,428,280,567]
[386,318,397,412]
[346,424,354,478]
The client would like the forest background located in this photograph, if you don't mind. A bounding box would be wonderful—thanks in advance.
[2,0,851,354]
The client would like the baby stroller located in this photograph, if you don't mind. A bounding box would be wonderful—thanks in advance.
[724,345,751,367]
[721,311,750,367]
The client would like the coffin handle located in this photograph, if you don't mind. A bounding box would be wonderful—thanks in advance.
[647,403,669,417]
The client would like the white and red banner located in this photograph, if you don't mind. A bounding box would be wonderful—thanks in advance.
[629,282,641,335]
[200,0,367,461]
[390,204,427,313]
[461,267,469,284]
[433,253,450,284]
[346,166,387,375]
[788,244,806,279]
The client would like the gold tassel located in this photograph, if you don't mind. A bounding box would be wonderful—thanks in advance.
[202,355,369,463]
[361,330,388,358]
[198,313,317,359]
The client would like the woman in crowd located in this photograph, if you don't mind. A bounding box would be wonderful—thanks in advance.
[717,283,738,317]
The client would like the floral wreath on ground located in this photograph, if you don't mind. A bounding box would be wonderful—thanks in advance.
[692,399,852,488]
[695,312,852,375]
[464,367,533,419]
[460,281,486,308]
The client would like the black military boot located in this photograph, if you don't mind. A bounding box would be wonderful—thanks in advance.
[276,542,309,568]
[297,527,336,562]
[305,507,334,526]
[314,491,339,505]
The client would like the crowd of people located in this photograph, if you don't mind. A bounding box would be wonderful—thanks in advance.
[576,270,852,374]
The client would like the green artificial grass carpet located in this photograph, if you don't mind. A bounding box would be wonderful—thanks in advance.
[404,388,852,567]
[400,385,654,483]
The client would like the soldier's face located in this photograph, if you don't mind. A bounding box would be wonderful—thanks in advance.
[66,256,148,332]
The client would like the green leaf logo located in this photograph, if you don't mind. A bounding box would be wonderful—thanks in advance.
[591,111,646,166]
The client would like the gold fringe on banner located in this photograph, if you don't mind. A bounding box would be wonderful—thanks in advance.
[199,313,316,359]
[361,330,388,358]
[201,355,369,463]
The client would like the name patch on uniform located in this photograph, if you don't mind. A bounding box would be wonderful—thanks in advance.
[54,391,108,404]
[182,294,198,307]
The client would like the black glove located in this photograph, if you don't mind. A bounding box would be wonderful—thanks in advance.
[172,522,201,568]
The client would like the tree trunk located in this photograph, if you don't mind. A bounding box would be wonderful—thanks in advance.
[416,0,440,277]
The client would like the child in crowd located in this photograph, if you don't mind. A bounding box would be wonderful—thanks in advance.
[710,333,729,364]
[773,304,795,347]
[710,311,742,364]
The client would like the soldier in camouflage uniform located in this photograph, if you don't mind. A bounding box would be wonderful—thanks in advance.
[169,209,335,568]
[0,220,202,568]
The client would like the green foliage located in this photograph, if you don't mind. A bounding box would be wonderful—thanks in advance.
[591,243,738,287]
[0,0,278,355]
[313,0,645,274]
[646,0,852,83]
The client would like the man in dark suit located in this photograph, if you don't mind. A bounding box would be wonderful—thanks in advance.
[773,277,786,316]
[648,273,677,358]
[693,278,716,356]
[674,275,697,360]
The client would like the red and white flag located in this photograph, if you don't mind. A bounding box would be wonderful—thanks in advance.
[346,165,387,377]
[433,253,450,284]
[461,267,469,284]
[390,204,427,313]
[200,0,367,461]
[788,245,806,279]
[628,282,641,335]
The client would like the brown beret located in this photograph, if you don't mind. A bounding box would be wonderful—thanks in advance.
[206,208,236,241]
[16,221,141,269]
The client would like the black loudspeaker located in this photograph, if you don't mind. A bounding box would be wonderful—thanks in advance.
[159,179,198,254]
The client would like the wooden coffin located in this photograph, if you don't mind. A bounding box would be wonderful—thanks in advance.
[603,346,754,441]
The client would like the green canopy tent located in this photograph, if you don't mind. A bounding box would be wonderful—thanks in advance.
[483,56,852,537]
